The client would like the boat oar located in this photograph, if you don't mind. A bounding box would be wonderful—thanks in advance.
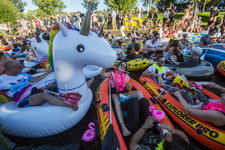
[39,88,82,106]
[165,57,176,66]
[101,80,120,149]
[200,44,211,61]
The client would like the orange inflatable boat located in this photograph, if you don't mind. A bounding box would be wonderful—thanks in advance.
[95,78,174,149]
[139,76,225,150]
[0,47,11,51]
[217,60,225,76]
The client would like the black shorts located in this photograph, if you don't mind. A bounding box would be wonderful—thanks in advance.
[17,87,43,107]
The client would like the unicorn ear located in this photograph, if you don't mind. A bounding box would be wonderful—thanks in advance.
[58,22,69,37]
[35,32,42,43]
[98,26,103,37]
[80,6,91,36]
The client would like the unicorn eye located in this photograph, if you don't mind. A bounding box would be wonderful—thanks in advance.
[77,44,85,52]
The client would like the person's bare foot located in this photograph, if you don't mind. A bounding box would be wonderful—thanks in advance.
[87,77,94,88]
[121,123,131,137]
[71,105,79,111]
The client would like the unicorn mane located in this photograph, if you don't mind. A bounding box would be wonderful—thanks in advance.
[49,22,76,69]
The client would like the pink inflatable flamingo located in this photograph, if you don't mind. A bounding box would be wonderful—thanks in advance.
[149,106,165,121]
[82,122,96,142]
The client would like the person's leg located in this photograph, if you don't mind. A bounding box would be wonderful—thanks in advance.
[129,90,144,100]
[112,94,131,136]
[28,91,78,110]
[190,28,193,35]
[139,98,151,123]
[121,98,141,134]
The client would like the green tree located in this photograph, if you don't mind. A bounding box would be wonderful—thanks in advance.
[141,0,159,12]
[26,10,36,21]
[0,0,18,23]
[197,0,211,12]
[10,0,27,12]
[32,0,66,16]
[104,0,138,14]
[82,0,100,11]
[102,8,107,15]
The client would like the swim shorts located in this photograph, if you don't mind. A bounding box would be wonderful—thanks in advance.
[17,87,43,107]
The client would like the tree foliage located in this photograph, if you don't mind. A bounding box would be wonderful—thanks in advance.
[82,0,100,11]
[141,0,160,8]
[26,10,36,21]
[0,0,18,23]
[10,0,27,12]
[32,0,66,16]
[196,0,211,12]
[104,0,138,14]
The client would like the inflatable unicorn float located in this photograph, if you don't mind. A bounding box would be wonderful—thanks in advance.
[0,7,117,137]
[24,28,104,80]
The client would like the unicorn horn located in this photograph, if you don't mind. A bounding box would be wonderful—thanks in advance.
[98,26,104,37]
[80,6,91,36]
[36,32,41,43]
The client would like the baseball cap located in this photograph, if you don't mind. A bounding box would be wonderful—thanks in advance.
[192,47,202,55]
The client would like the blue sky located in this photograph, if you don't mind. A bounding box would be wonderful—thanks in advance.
[24,0,143,13]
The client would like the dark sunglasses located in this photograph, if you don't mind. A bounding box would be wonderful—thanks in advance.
[160,61,166,63]
[121,64,127,68]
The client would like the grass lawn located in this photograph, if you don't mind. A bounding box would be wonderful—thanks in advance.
[142,12,225,26]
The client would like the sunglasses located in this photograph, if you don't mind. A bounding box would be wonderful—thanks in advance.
[120,64,127,68]
[160,61,166,63]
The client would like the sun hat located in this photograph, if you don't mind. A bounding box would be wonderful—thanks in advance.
[192,47,202,55]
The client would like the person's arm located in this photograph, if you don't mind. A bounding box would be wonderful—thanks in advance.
[100,68,111,78]
[170,56,180,65]
[187,39,194,46]
[156,45,166,51]
[174,91,225,126]
[29,69,53,82]
[142,43,157,52]
[142,68,160,78]
[207,82,225,93]
[129,116,156,150]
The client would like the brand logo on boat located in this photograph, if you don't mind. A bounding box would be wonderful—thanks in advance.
[96,82,110,143]
[142,79,225,145]
[219,61,225,72]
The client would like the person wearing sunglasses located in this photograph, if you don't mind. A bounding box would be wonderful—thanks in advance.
[142,32,166,57]
[0,60,95,111]
[199,28,216,48]
[100,61,145,137]
[142,54,178,87]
